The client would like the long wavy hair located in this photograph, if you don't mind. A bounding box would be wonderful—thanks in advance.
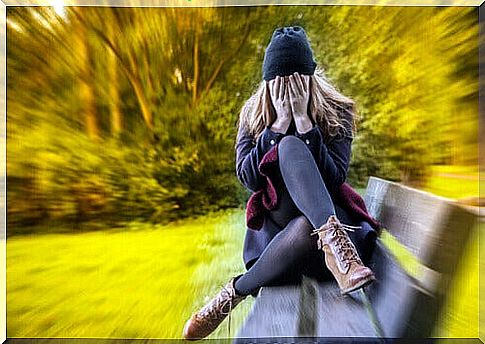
[237,66,359,143]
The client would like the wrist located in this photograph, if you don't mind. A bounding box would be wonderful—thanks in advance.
[294,116,314,134]
[271,118,291,134]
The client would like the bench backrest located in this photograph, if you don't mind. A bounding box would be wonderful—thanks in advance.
[363,176,478,337]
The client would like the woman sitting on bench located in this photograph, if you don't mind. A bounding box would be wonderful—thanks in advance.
[183,25,379,341]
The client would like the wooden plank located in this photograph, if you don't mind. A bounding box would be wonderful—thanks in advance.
[364,176,477,335]
[423,203,478,276]
[311,277,376,337]
[234,282,305,338]
[366,241,439,337]
[363,179,477,336]
[235,240,445,341]
[363,177,477,278]
[364,177,452,262]
[235,243,400,340]
[362,176,390,222]
[234,273,376,341]
[234,272,376,340]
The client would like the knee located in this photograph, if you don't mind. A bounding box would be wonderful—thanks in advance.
[287,215,314,241]
[278,135,308,156]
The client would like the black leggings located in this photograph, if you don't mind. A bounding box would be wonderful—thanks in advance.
[234,135,345,297]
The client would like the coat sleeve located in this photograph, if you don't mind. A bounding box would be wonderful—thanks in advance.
[295,113,353,194]
[235,123,285,193]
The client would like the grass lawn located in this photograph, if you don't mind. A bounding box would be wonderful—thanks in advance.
[7,209,252,339]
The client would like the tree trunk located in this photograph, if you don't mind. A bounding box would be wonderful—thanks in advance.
[78,22,99,140]
[71,8,153,131]
[107,23,122,135]
[192,27,199,105]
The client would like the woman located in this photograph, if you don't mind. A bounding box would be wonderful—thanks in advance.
[183,25,381,341]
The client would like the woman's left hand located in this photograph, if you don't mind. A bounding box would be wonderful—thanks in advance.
[288,72,314,134]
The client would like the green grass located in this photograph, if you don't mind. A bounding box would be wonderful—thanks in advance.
[7,209,252,339]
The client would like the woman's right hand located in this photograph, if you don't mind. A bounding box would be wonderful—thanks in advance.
[268,76,292,134]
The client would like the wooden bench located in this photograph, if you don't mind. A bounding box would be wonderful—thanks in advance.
[233,176,478,342]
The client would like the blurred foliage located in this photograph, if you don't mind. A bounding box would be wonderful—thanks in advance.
[6,6,479,234]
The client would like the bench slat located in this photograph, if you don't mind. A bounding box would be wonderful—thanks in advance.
[366,241,439,337]
[364,177,476,278]
[235,243,396,339]
[234,240,438,341]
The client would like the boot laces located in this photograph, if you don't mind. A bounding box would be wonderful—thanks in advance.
[311,216,363,266]
[197,282,240,338]
[333,224,363,266]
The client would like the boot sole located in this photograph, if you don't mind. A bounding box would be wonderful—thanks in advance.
[340,275,376,295]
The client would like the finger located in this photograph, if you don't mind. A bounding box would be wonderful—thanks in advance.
[269,80,275,100]
[279,77,286,100]
[275,76,281,98]
[288,78,296,103]
[301,74,309,93]
[285,86,292,115]
[292,74,303,97]
[289,74,301,97]
[264,82,271,107]
[293,72,304,95]
[284,81,291,102]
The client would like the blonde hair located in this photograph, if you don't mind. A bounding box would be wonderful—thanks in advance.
[237,66,359,143]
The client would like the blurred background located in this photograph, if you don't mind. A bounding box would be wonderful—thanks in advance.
[6,5,480,339]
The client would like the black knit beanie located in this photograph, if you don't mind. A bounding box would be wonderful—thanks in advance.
[262,26,317,81]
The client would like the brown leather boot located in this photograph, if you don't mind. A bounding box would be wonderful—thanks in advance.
[182,274,247,340]
[311,215,376,295]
